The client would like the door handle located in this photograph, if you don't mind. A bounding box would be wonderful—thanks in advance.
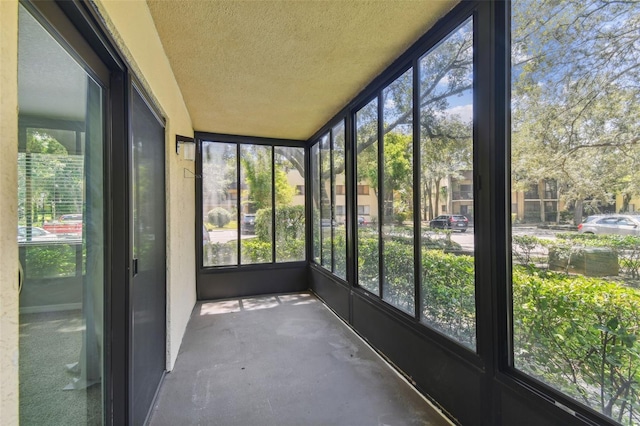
[133,258,138,276]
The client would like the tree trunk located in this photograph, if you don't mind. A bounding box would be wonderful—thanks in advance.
[538,181,545,222]
[434,180,441,216]
[574,199,584,225]
[425,183,433,220]
[621,193,631,213]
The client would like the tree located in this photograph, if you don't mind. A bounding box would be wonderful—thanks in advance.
[511,0,640,224]
[420,115,472,220]
[242,146,295,212]
[202,142,236,217]
[19,130,84,224]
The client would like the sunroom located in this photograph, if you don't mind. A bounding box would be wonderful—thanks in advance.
[2,0,639,425]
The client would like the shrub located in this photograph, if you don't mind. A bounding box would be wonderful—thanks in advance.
[241,239,272,263]
[513,267,640,422]
[203,241,236,266]
[555,233,640,279]
[383,240,415,313]
[25,245,77,278]
[421,250,475,348]
[207,207,231,228]
[512,235,541,266]
[254,205,306,261]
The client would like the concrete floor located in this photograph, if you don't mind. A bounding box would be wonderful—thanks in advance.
[149,292,452,426]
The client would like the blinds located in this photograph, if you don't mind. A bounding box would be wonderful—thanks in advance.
[18,153,85,224]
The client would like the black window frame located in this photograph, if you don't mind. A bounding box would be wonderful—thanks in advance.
[308,1,621,424]
[196,132,307,272]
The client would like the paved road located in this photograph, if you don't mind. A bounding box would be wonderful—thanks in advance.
[447,225,574,252]
[207,225,574,251]
[208,229,256,244]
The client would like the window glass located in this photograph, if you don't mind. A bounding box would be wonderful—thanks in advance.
[18,4,105,422]
[511,1,640,422]
[332,121,347,279]
[419,17,475,349]
[382,68,415,314]
[274,146,305,262]
[240,144,273,264]
[356,98,380,295]
[202,142,238,266]
[311,143,321,263]
[319,134,332,270]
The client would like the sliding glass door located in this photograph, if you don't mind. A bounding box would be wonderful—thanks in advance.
[18,4,106,424]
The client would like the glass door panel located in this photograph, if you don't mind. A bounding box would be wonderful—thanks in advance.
[18,4,105,424]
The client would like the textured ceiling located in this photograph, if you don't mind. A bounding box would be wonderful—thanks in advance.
[146,0,459,141]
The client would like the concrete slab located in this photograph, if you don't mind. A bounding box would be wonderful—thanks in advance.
[149,292,452,426]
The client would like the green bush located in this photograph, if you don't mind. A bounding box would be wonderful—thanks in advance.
[555,233,640,278]
[207,207,231,228]
[25,245,77,278]
[512,235,541,266]
[421,250,475,348]
[241,239,272,263]
[353,227,640,420]
[254,205,306,261]
[382,239,415,313]
[203,241,236,266]
[513,267,640,422]
[254,209,271,241]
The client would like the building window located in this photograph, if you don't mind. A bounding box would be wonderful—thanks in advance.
[311,119,347,279]
[275,147,306,262]
[350,15,475,345]
[202,142,305,267]
[357,205,370,216]
[357,185,369,195]
[240,144,273,265]
[510,0,640,422]
[296,185,305,195]
[202,142,238,266]
[543,179,557,199]
[419,17,475,349]
[332,121,347,279]
[356,98,380,295]
[311,143,320,263]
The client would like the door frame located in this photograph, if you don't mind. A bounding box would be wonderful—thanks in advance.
[127,78,167,426]
[23,1,169,424]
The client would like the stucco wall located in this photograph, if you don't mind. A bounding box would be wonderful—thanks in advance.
[0,0,195,420]
[0,0,19,423]
[0,0,19,422]
[93,0,196,371]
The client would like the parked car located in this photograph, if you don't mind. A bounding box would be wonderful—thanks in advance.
[18,226,59,242]
[321,218,337,228]
[241,214,256,235]
[429,214,469,232]
[578,214,640,236]
[59,214,82,222]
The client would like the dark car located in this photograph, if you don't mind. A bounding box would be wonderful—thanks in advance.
[578,214,640,236]
[241,214,256,235]
[429,214,469,232]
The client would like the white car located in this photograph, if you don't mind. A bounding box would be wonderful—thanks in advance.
[578,215,640,236]
[18,226,59,242]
